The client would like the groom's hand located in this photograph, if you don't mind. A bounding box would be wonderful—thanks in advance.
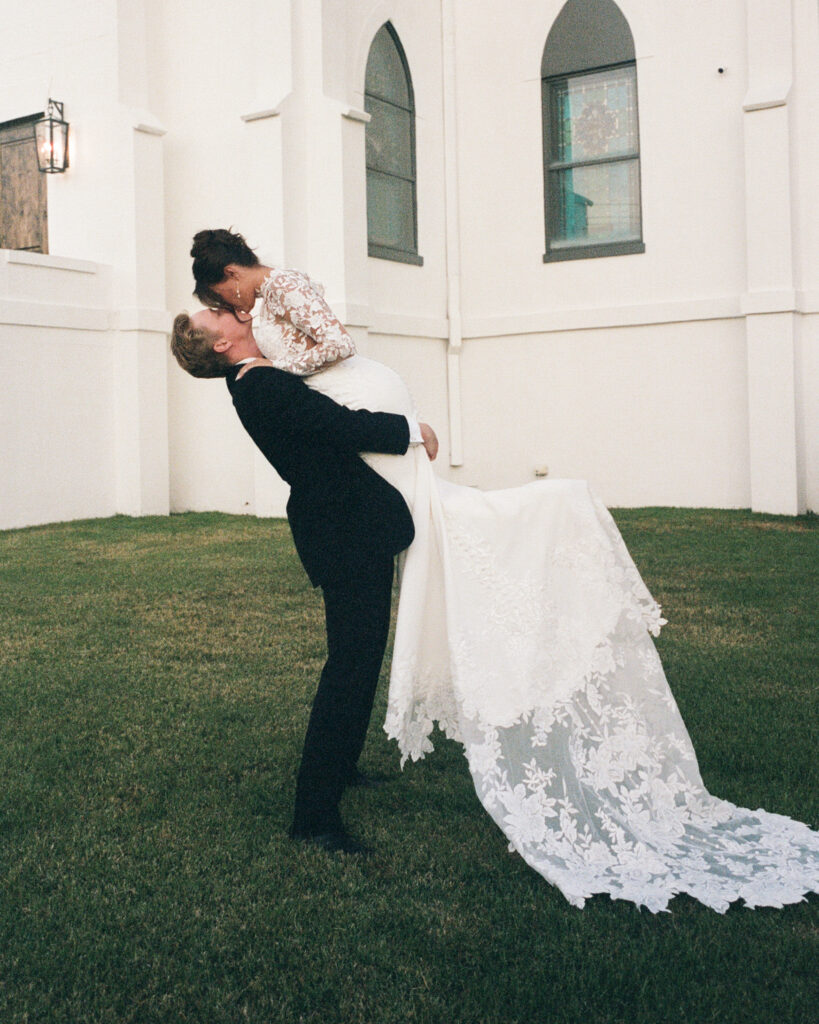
[420,422,438,461]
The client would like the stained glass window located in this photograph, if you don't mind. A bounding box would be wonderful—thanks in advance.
[365,24,422,265]
[541,0,644,261]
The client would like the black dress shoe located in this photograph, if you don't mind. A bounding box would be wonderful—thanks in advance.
[345,768,389,789]
[292,829,372,856]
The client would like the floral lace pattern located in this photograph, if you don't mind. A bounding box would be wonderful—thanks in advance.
[458,622,819,912]
[255,268,355,376]
[300,353,819,913]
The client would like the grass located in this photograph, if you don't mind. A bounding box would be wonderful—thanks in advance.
[0,509,817,1024]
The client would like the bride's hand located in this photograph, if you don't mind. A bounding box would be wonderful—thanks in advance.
[420,422,438,461]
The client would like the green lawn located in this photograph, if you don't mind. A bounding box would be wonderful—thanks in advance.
[0,509,817,1024]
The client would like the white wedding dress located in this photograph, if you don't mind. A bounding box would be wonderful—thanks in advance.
[255,271,819,913]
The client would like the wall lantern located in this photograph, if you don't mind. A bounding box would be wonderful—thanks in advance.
[35,99,69,173]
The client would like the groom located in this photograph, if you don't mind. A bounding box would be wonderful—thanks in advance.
[171,308,437,854]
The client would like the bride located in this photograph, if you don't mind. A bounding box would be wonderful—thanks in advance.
[176,228,819,913]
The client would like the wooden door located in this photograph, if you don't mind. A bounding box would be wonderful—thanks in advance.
[0,116,48,253]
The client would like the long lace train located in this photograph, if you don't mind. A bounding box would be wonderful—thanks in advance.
[304,355,819,912]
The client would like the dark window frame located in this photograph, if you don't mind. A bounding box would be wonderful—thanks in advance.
[541,55,645,262]
[365,22,423,266]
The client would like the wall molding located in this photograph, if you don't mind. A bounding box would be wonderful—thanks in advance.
[241,106,282,122]
[0,300,109,331]
[366,293,819,342]
[134,122,167,136]
[3,293,815,340]
[368,311,450,339]
[342,107,370,123]
[0,302,172,333]
[743,79,791,112]
[3,250,101,274]
[463,296,744,338]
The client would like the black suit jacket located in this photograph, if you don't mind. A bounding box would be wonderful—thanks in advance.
[226,364,415,586]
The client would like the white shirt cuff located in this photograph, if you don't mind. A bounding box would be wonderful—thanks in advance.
[407,418,423,445]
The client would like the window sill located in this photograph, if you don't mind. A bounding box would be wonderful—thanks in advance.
[368,244,424,266]
[543,240,645,262]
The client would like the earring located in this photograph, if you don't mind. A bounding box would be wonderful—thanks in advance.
[235,283,242,305]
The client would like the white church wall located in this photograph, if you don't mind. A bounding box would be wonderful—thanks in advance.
[0,252,117,530]
[351,2,450,325]
[0,3,118,129]
[0,3,120,276]
[0,1,123,530]
[166,374,257,516]
[346,0,762,508]
[145,0,292,516]
[455,318,751,508]
[1,0,816,529]
[0,2,163,289]
[1,1,171,525]
[449,0,746,321]
[143,0,819,519]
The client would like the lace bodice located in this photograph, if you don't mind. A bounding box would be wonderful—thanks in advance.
[254,268,356,376]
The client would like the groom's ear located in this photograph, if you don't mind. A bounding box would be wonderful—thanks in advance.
[212,336,231,354]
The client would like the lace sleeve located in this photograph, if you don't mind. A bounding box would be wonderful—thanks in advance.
[257,269,356,376]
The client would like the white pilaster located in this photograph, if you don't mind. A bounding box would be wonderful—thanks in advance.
[742,0,802,513]
[744,312,800,515]
[278,0,347,286]
[441,0,464,467]
[111,0,170,517]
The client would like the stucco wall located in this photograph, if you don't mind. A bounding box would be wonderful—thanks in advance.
[343,0,817,511]
[0,252,117,530]
[1,0,816,528]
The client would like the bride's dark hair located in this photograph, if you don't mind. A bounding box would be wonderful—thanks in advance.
[191,228,259,310]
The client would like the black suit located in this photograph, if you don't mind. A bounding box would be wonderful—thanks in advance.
[226,364,415,834]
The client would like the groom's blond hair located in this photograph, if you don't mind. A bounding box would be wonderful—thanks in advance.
[170,312,231,378]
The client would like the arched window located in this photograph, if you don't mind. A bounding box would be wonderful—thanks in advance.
[541,0,644,261]
[365,23,422,265]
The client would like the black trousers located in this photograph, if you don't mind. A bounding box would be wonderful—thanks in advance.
[290,556,394,835]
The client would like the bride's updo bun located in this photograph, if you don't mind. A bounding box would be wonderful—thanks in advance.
[191,227,259,307]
